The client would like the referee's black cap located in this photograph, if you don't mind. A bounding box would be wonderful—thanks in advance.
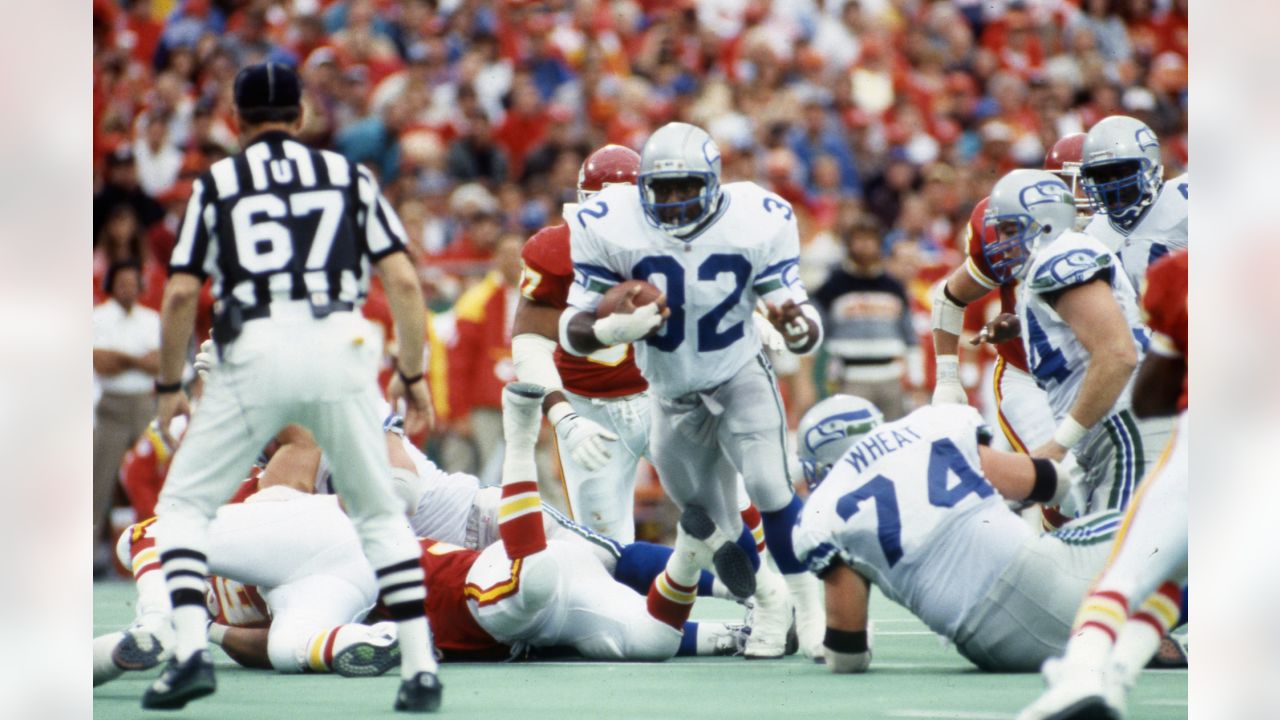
[234,62,302,111]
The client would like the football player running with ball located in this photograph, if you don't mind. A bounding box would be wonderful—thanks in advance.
[559,122,826,659]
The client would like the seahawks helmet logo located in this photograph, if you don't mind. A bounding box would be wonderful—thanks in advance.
[1134,128,1159,152]
[702,138,720,167]
[803,410,879,455]
[1019,180,1072,211]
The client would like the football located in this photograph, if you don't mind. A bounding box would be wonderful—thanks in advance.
[596,279,666,318]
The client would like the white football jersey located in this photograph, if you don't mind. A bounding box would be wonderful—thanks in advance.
[1084,173,1188,292]
[1016,231,1150,425]
[565,181,810,397]
[792,405,1034,640]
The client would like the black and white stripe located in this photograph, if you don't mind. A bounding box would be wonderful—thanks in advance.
[169,131,410,316]
[375,558,427,621]
[159,548,209,608]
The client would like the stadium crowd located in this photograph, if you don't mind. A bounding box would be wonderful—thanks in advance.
[91,0,1188,555]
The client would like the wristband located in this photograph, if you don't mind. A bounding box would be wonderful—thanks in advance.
[154,380,182,394]
[546,401,575,428]
[1028,458,1058,503]
[1052,416,1088,449]
[207,623,228,646]
[823,628,868,654]
[935,355,959,382]
[397,369,424,386]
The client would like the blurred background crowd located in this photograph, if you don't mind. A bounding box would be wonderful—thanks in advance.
[92,0,1188,553]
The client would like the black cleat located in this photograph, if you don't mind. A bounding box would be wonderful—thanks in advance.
[1044,697,1120,720]
[680,505,757,598]
[141,650,216,710]
[394,671,443,713]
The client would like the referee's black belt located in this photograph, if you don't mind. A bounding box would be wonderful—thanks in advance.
[242,300,355,321]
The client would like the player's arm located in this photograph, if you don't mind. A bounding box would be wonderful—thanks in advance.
[977,445,1081,507]
[821,562,872,673]
[931,266,991,404]
[1131,353,1184,418]
[757,218,822,354]
[1035,279,1138,460]
[209,625,272,669]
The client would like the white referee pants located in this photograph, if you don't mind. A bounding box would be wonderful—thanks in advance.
[153,306,420,577]
[555,390,650,544]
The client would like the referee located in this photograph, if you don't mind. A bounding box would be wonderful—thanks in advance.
[144,63,442,713]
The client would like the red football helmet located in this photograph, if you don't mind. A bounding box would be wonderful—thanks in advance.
[1044,133,1089,214]
[578,144,640,203]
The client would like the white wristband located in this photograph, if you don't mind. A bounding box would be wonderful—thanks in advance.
[1053,416,1089,449]
[935,355,959,382]
[208,623,229,646]
[546,401,574,427]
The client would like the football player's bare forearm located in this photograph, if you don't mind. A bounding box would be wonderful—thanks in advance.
[565,311,607,355]
[379,254,427,376]
[218,627,272,669]
[822,564,870,633]
[512,298,560,341]
[1069,349,1137,429]
[158,275,201,384]
[977,446,1035,500]
[1131,354,1183,419]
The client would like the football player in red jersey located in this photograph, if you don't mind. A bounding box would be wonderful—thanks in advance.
[1019,250,1188,720]
[930,135,1090,528]
[511,144,652,543]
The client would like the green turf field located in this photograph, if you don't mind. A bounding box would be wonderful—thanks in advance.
[93,579,1186,719]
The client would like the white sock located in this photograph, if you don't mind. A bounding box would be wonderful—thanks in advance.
[171,604,210,661]
[1109,618,1163,686]
[134,571,172,618]
[666,529,704,587]
[1063,625,1117,671]
[396,617,440,678]
[93,633,126,686]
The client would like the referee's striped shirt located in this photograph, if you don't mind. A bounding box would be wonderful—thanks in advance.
[169,130,409,314]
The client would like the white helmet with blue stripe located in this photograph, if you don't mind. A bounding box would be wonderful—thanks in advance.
[797,395,884,491]
[638,122,722,237]
[1080,115,1164,231]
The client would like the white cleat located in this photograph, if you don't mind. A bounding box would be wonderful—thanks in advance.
[782,571,825,661]
[744,570,794,660]
[1017,658,1122,720]
[502,383,546,449]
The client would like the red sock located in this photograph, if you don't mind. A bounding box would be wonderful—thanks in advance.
[498,481,546,559]
[646,571,698,630]
[740,504,766,554]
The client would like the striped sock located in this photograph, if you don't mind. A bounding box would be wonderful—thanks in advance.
[647,571,698,630]
[160,547,210,661]
[127,524,171,617]
[373,558,436,677]
[1111,581,1182,682]
[304,626,346,672]
[498,480,546,559]
[1065,590,1128,666]
[740,504,766,554]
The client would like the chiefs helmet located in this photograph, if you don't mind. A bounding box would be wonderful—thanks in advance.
[578,144,641,203]
[1044,132,1089,216]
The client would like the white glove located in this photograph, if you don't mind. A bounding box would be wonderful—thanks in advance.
[931,356,968,405]
[593,303,664,346]
[548,402,619,471]
[193,339,217,381]
[1049,451,1085,508]
[752,311,787,354]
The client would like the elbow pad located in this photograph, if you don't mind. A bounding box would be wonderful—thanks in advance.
[512,333,565,393]
[931,281,967,336]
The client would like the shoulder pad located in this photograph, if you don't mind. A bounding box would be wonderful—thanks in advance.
[1028,236,1115,293]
